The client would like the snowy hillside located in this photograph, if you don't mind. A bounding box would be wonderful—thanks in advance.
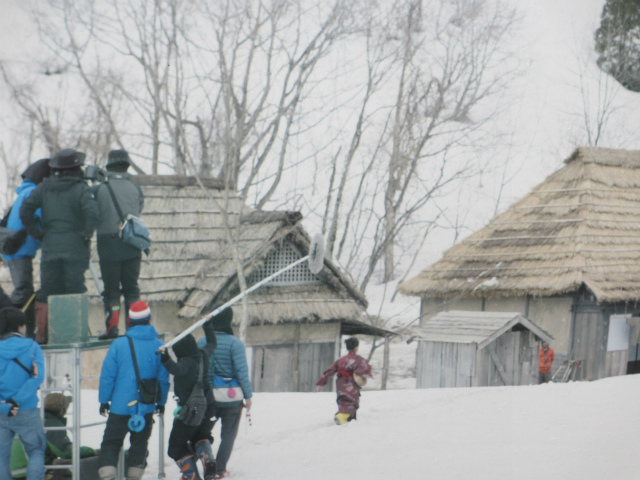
[75,373,640,480]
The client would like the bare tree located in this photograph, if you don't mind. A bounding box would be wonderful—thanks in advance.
[319,0,519,291]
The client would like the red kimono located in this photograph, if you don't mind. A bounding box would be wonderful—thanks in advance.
[316,352,372,418]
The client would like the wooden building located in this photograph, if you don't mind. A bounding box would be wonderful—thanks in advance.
[398,147,640,382]
[411,311,553,388]
[1,175,392,392]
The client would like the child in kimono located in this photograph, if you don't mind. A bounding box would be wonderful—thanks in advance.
[316,337,373,425]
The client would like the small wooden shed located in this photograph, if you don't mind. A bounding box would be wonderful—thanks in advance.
[412,310,553,388]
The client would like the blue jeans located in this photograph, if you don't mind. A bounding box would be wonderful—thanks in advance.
[0,407,46,480]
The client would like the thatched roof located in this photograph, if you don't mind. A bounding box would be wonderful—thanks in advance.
[409,311,553,348]
[398,147,640,303]
[1,175,367,325]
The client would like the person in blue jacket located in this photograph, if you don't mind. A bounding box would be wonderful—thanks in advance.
[1,158,50,337]
[97,300,170,480]
[196,307,252,480]
[0,307,46,480]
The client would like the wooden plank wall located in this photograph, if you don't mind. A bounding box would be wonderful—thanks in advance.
[416,341,475,388]
[604,350,627,377]
[573,311,605,380]
[477,331,538,386]
[252,345,294,392]
[298,342,335,392]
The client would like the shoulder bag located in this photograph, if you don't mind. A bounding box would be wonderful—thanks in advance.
[213,375,244,405]
[127,337,162,405]
[104,180,151,252]
[176,355,208,426]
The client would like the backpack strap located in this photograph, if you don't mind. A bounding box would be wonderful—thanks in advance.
[13,358,32,376]
[127,336,142,384]
[104,179,126,224]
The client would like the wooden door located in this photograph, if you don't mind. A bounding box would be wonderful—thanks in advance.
[298,342,335,392]
[252,345,294,392]
[573,311,605,380]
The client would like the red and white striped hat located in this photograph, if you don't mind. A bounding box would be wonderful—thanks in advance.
[128,300,151,325]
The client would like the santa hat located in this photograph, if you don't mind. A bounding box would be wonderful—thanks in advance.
[128,301,151,326]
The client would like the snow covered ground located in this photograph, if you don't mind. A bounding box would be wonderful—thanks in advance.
[74,372,640,480]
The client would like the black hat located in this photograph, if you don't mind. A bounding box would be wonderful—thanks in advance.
[49,149,86,170]
[21,158,50,184]
[0,307,27,335]
[173,334,199,359]
[107,149,131,169]
[211,306,234,335]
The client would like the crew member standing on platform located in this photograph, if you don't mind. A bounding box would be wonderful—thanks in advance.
[93,150,144,340]
[1,158,50,338]
[20,148,99,344]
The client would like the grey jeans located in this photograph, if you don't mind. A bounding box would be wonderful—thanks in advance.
[8,256,34,306]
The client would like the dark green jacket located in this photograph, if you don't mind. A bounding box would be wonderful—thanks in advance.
[93,172,144,261]
[43,411,97,460]
[10,412,97,478]
[20,172,99,261]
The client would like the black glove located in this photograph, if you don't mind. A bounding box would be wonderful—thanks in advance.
[99,403,110,417]
[7,398,18,417]
[26,224,45,241]
[2,229,28,255]
[160,350,170,363]
[156,404,165,416]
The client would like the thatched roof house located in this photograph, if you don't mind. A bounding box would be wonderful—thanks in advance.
[398,147,640,382]
[121,175,368,325]
[1,175,385,392]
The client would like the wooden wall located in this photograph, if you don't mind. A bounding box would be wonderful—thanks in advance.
[416,341,476,388]
[475,331,538,387]
[247,322,339,393]
[416,330,540,389]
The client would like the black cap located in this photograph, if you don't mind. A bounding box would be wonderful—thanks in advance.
[21,158,50,184]
[107,150,131,169]
[49,149,86,169]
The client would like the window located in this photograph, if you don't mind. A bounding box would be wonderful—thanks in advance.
[248,241,321,286]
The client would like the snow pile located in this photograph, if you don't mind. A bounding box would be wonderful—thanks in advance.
[76,373,640,480]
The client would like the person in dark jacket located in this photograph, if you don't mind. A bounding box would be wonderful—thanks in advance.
[159,320,217,480]
[2,159,50,338]
[316,337,373,425]
[19,148,99,344]
[0,307,46,480]
[97,301,169,480]
[93,150,145,340]
[196,307,252,480]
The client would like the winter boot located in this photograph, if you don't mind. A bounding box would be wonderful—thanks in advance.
[177,455,202,480]
[98,465,117,480]
[126,466,145,480]
[195,439,216,480]
[98,305,120,340]
[334,413,350,425]
[34,301,48,345]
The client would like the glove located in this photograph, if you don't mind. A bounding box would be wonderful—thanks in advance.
[0,399,19,417]
[160,350,170,363]
[2,229,28,255]
[26,224,45,241]
[156,404,165,416]
[99,403,110,417]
